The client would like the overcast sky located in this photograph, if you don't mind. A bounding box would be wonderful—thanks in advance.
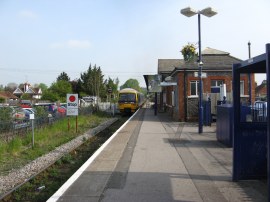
[0,0,269,88]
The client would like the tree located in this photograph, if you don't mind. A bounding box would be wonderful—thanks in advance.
[21,93,32,100]
[120,79,141,92]
[57,71,70,82]
[41,91,59,102]
[79,64,106,99]
[49,80,72,102]
[70,79,82,95]
[5,83,17,92]
[38,83,48,92]
[105,77,119,102]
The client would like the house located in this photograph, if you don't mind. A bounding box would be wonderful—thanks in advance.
[13,83,42,100]
[0,91,18,105]
[158,47,256,122]
[255,80,267,100]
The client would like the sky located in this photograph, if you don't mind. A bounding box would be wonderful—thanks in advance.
[0,0,269,88]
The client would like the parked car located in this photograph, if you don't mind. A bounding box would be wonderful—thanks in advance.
[57,106,66,114]
[12,108,26,120]
[22,108,35,119]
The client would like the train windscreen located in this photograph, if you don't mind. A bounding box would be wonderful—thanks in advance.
[119,93,136,103]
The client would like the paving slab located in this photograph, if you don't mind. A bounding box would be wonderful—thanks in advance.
[53,108,268,202]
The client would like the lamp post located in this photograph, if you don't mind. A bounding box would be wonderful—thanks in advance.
[181,7,217,133]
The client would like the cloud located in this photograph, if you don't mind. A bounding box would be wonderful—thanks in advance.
[19,10,37,19]
[50,40,91,49]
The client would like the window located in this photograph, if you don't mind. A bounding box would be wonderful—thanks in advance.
[240,81,244,95]
[190,81,200,96]
[119,93,136,102]
[211,80,223,87]
[211,80,223,93]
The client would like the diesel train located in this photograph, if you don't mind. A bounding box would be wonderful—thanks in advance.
[118,88,144,115]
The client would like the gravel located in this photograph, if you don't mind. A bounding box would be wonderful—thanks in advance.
[0,118,118,198]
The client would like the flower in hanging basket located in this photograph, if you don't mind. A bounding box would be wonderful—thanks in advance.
[180,43,197,62]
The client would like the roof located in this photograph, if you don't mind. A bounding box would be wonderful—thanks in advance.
[202,47,229,55]
[158,47,242,74]
[0,91,18,99]
[119,88,138,93]
[158,59,184,73]
[255,81,266,94]
[13,87,42,95]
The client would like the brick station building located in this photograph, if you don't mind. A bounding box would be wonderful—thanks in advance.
[158,47,256,122]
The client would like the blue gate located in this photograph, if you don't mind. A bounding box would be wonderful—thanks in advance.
[232,43,269,198]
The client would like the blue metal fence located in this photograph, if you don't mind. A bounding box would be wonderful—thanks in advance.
[232,43,269,187]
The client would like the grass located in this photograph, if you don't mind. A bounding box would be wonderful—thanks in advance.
[0,112,110,174]
[0,116,127,202]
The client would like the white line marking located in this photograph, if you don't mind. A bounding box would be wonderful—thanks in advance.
[47,109,139,202]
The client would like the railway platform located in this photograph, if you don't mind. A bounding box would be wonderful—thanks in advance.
[48,108,267,202]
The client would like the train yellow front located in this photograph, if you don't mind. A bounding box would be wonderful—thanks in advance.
[118,88,144,115]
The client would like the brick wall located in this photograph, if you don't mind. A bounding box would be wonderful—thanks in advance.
[172,71,256,122]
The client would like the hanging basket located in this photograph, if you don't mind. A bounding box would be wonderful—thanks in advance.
[181,43,197,62]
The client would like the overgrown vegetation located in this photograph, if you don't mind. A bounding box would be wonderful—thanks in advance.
[1,116,127,202]
[0,112,110,174]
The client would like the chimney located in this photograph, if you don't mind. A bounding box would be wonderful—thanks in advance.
[24,83,29,92]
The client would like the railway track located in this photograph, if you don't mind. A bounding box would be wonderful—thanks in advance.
[0,116,128,202]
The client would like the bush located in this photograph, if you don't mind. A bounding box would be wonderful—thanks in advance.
[35,106,48,118]
[0,107,13,121]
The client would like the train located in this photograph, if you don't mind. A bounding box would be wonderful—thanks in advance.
[118,88,144,115]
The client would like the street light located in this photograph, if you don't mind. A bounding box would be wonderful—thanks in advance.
[181,7,217,133]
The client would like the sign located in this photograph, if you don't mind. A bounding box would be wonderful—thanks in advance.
[66,94,78,116]
[194,72,207,78]
[144,74,162,93]
[160,82,177,86]
[29,114,35,120]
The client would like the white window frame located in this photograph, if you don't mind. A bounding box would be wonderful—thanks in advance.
[240,81,244,96]
[211,80,223,87]
[190,80,200,97]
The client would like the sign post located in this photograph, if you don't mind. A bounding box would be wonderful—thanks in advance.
[30,113,35,149]
[66,94,79,132]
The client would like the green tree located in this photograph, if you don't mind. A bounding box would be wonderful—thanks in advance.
[38,83,48,92]
[0,107,13,121]
[35,106,48,118]
[57,72,70,82]
[105,77,119,102]
[80,64,106,99]
[70,79,81,95]
[41,91,59,102]
[120,79,141,92]
[49,80,72,102]
[21,93,32,100]
[0,97,5,103]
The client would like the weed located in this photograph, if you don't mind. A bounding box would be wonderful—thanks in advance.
[61,154,73,164]
[7,137,22,155]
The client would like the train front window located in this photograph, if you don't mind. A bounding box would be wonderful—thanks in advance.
[119,93,136,102]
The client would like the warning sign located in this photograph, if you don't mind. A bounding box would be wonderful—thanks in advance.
[66,94,78,116]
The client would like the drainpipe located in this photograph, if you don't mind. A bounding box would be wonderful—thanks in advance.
[184,69,187,122]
